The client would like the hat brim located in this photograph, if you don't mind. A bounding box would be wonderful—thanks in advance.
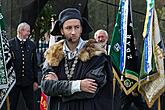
[81,17,93,36]
[50,18,93,36]
[50,20,61,36]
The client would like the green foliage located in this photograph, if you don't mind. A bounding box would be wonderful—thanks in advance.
[33,0,55,41]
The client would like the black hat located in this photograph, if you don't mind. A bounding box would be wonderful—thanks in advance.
[51,8,93,36]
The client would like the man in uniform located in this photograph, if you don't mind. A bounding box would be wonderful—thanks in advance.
[9,22,38,110]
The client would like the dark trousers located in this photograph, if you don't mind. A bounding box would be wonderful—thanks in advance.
[120,90,149,110]
[9,84,34,110]
[161,93,165,110]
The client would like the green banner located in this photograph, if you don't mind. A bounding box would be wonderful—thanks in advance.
[138,7,165,108]
[0,6,16,108]
[0,9,8,89]
[109,0,138,95]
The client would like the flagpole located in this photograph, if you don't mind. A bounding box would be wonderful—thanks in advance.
[6,96,10,110]
[158,97,161,110]
[112,72,116,110]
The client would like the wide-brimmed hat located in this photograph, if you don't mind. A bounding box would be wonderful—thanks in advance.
[51,8,93,36]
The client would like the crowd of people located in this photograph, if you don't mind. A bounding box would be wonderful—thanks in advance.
[1,7,164,110]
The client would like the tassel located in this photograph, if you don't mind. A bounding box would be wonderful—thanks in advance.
[147,75,150,81]
[121,75,124,81]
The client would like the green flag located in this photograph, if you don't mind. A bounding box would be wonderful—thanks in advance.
[109,0,139,95]
[0,5,16,108]
[138,3,165,107]
[0,5,8,90]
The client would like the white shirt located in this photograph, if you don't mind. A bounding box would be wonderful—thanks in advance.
[63,38,86,94]
[63,38,86,59]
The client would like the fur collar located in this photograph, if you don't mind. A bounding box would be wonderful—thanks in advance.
[44,39,107,66]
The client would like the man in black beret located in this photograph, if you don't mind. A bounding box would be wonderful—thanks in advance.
[41,8,114,110]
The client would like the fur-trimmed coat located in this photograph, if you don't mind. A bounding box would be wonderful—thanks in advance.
[44,39,107,66]
[41,39,113,110]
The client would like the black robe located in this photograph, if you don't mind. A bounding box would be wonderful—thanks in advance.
[41,39,113,110]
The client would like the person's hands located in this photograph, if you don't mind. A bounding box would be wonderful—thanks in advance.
[80,79,98,93]
[33,82,38,91]
[44,72,58,80]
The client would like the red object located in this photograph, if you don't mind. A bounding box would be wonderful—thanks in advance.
[40,92,48,110]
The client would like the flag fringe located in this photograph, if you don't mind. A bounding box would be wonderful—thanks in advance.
[138,75,165,108]
[112,67,138,95]
[138,71,159,85]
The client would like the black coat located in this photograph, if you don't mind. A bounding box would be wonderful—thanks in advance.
[41,39,114,110]
[9,37,38,86]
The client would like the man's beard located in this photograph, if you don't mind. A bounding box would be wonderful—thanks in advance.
[66,37,78,43]
[68,38,72,42]
[101,41,107,47]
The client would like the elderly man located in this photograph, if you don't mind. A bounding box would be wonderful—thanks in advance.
[41,8,113,110]
[94,29,110,53]
[8,22,38,110]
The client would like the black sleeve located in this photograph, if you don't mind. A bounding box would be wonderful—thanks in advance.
[62,56,108,102]
[41,78,72,96]
[86,65,107,88]
[41,61,72,96]
[32,42,38,82]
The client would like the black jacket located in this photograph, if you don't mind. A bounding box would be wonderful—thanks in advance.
[9,37,38,86]
[41,39,113,110]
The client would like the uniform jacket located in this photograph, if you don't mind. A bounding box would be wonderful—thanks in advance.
[9,37,38,86]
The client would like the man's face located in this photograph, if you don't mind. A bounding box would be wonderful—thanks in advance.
[20,27,30,39]
[95,32,108,46]
[60,19,82,43]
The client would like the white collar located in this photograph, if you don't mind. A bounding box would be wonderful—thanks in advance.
[17,35,26,41]
[63,38,86,59]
